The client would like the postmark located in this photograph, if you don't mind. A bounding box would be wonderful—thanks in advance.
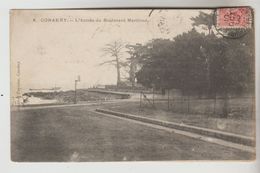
[214,7,253,38]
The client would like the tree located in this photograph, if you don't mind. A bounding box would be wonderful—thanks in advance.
[101,41,127,87]
[171,29,209,95]
[191,10,254,117]
[136,30,209,96]
[191,11,214,35]
[135,39,176,94]
[126,43,147,87]
[136,27,254,117]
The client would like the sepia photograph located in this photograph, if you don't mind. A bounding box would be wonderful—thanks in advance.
[10,8,255,162]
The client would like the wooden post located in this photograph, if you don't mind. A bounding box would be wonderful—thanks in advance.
[152,87,154,106]
[139,91,142,110]
[167,89,170,111]
[213,93,217,115]
[187,94,190,114]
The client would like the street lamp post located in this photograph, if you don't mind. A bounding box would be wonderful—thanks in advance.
[74,75,80,104]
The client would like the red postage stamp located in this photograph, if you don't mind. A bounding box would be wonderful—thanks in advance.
[216,7,252,29]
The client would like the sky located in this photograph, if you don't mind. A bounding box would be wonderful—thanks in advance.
[10,9,211,96]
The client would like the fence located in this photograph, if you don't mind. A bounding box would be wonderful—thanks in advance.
[139,92,255,119]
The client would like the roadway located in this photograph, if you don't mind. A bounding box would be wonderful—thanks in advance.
[11,104,254,161]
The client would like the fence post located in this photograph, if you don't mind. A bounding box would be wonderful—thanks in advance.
[213,94,217,115]
[139,91,142,110]
[167,89,170,111]
[187,94,190,114]
[152,87,155,106]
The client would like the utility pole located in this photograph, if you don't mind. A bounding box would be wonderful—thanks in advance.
[74,75,80,104]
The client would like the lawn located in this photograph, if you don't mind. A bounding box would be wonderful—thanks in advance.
[99,100,255,137]
[11,106,253,161]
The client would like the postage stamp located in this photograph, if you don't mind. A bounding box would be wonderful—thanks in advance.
[216,7,252,29]
[214,7,253,38]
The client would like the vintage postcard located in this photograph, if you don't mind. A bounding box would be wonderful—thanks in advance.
[10,8,255,162]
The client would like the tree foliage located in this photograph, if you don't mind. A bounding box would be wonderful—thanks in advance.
[135,28,254,98]
[190,11,214,34]
[101,11,254,105]
[125,43,147,87]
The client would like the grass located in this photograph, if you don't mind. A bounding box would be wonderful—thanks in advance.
[100,100,255,137]
[11,105,254,161]
[141,97,254,119]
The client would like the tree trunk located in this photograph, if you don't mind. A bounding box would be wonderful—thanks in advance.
[208,26,211,35]
[162,88,166,95]
[222,92,229,118]
[116,55,121,87]
[130,62,135,88]
[187,94,190,114]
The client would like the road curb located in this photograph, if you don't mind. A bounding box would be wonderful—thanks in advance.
[95,108,255,147]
